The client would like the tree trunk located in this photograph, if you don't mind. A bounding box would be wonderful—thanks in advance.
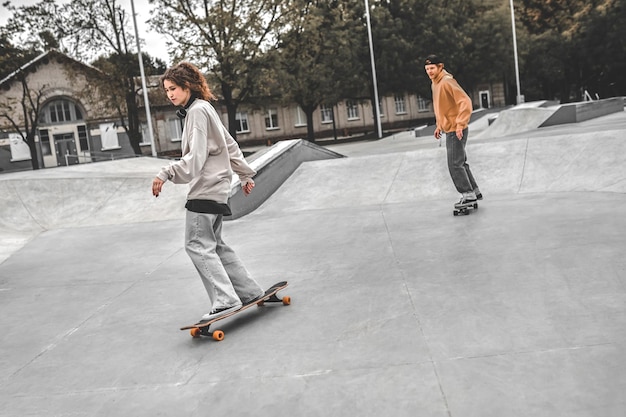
[27,135,40,170]
[126,90,142,155]
[226,102,238,142]
[221,82,239,142]
[305,110,316,143]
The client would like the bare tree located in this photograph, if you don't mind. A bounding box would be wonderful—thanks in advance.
[0,70,47,170]
[3,0,166,155]
[149,0,293,140]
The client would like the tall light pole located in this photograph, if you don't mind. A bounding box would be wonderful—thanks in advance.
[364,0,382,138]
[509,0,523,104]
[131,0,156,157]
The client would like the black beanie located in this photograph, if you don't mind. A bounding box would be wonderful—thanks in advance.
[425,55,443,65]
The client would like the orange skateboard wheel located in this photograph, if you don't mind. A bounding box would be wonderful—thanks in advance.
[190,328,201,338]
[212,330,225,341]
[282,296,291,305]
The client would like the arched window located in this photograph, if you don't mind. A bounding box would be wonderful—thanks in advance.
[39,99,84,124]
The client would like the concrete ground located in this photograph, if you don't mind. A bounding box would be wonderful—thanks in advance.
[1,109,625,416]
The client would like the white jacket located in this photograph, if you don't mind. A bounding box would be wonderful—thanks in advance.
[157,99,256,203]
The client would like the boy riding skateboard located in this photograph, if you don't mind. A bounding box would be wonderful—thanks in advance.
[425,54,482,209]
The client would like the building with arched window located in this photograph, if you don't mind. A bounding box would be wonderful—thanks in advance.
[36,98,89,167]
[0,50,141,172]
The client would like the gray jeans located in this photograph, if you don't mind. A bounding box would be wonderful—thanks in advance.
[446,128,478,194]
[184,211,263,310]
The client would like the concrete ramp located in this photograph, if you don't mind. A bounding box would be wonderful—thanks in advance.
[257,127,626,218]
[474,105,557,139]
[229,139,343,219]
[475,98,624,139]
[0,140,342,263]
[0,160,190,262]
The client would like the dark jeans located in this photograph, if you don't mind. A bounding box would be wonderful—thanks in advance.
[446,128,478,194]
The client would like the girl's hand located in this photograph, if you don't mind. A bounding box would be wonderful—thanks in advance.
[152,177,164,197]
[242,180,255,196]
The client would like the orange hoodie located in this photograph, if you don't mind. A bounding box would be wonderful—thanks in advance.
[431,69,472,133]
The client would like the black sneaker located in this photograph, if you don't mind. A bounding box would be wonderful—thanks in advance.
[200,303,242,321]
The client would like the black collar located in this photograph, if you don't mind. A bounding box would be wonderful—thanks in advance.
[176,93,198,119]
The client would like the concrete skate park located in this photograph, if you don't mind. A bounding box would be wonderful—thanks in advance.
[1,99,625,416]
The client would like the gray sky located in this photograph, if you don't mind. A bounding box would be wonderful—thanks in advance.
[0,0,171,65]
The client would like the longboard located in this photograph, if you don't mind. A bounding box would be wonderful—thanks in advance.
[453,202,478,216]
[181,281,290,341]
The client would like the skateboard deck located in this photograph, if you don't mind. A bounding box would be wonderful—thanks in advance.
[453,202,478,216]
[181,281,290,341]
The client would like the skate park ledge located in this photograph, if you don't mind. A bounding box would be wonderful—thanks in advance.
[540,96,624,127]
[229,139,344,219]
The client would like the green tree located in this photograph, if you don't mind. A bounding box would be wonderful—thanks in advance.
[149,0,292,140]
[0,33,40,80]
[463,1,520,104]
[272,0,367,142]
[87,51,166,155]
[368,0,435,98]
[576,0,626,98]
[368,0,483,100]
[517,0,626,101]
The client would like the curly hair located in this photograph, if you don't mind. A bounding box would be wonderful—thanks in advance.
[160,62,216,101]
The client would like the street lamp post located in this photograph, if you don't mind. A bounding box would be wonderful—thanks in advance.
[509,0,523,104]
[131,0,157,157]
[364,0,382,138]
